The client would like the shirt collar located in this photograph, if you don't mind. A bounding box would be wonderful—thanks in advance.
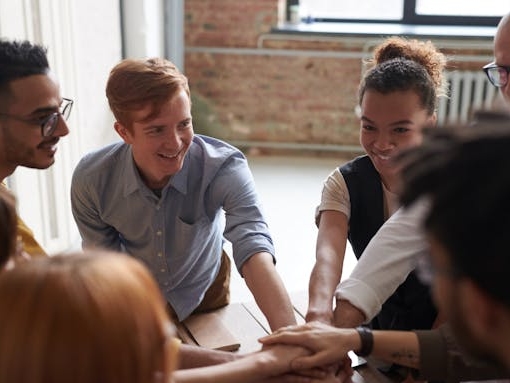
[168,153,189,195]
[122,144,190,197]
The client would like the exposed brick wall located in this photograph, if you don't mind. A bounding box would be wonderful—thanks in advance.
[188,52,360,146]
[185,0,281,48]
[184,0,494,152]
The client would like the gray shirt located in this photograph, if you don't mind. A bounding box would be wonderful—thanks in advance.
[71,135,274,320]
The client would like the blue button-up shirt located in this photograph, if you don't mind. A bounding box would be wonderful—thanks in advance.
[71,135,275,320]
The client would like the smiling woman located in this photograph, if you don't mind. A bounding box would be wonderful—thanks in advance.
[306,36,447,332]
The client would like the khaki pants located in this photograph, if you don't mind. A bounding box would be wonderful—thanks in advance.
[167,250,231,322]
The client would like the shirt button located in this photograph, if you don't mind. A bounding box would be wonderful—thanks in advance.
[157,252,163,257]
[156,231,162,236]
[160,268,165,272]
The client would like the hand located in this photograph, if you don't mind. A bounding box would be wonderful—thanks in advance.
[254,343,314,376]
[259,321,359,370]
[334,356,354,381]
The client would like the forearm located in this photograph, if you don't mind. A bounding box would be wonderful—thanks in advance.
[333,299,366,328]
[371,331,420,369]
[308,212,348,323]
[307,250,344,323]
[177,344,237,369]
[174,345,307,383]
[243,252,296,330]
[325,328,421,369]
[174,358,259,383]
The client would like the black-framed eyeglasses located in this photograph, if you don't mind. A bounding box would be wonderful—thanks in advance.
[0,97,73,137]
[483,62,510,88]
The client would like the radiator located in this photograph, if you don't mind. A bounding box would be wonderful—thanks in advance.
[438,70,498,125]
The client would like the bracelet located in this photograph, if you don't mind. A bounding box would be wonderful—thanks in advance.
[354,326,373,357]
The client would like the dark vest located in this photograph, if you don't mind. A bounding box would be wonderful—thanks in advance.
[340,155,436,330]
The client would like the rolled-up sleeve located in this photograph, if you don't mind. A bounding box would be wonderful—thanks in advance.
[70,157,122,251]
[210,154,275,273]
[335,200,429,321]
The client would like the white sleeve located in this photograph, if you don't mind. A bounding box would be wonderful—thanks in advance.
[335,199,429,322]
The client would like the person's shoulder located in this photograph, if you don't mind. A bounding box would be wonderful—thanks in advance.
[74,142,127,176]
[192,134,244,160]
[339,155,372,173]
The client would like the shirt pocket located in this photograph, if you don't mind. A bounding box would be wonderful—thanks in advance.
[171,215,220,270]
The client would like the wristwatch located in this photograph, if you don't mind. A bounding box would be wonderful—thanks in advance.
[354,326,373,357]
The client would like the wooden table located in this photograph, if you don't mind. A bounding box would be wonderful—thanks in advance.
[176,291,401,383]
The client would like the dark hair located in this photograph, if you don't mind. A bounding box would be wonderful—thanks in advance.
[359,37,447,115]
[399,111,510,307]
[0,40,49,95]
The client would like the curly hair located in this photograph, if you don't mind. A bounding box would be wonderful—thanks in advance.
[359,36,448,115]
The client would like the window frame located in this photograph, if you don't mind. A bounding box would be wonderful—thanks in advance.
[288,0,501,27]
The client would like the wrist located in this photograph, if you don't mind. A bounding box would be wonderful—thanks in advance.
[305,306,333,323]
[334,299,367,328]
[354,326,373,357]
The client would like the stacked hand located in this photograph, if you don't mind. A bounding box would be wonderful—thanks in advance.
[259,322,359,375]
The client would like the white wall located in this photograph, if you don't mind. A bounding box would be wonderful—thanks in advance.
[0,0,181,253]
[122,0,184,69]
[166,0,185,71]
[0,0,123,252]
[122,0,165,59]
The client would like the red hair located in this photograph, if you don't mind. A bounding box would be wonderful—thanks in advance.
[106,57,190,128]
[0,251,177,383]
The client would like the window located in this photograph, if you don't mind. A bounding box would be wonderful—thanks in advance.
[416,0,507,17]
[292,0,506,26]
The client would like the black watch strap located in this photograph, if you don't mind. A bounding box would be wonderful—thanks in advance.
[354,326,373,357]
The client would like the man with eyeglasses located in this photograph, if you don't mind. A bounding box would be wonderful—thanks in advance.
[0,39,71,258]
[484,12,510,107]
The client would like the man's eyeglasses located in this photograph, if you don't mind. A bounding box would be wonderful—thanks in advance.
[0,97,73,137]
[483,62,510,88]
